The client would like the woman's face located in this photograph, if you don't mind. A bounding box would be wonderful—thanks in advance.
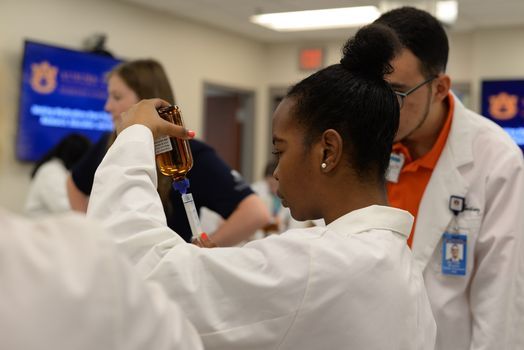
[272,97,319,221]
[104,74,139,122]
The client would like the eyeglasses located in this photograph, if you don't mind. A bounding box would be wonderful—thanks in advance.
[394,76,437,109]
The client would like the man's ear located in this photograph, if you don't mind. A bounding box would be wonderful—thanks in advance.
[435,74,451,102]
[319,129,343,172]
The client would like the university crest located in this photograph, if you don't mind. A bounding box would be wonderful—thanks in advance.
[30,61,58,94]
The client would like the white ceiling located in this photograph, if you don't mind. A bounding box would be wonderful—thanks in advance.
[120,0,524,42]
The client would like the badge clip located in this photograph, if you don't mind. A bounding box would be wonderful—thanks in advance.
[449,195,465,216]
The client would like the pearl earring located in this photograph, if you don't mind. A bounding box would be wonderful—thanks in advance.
[321,162,327,169]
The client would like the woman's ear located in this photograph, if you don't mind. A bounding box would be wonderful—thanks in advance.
[319,129,343,172]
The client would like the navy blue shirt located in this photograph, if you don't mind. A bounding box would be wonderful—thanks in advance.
[71,132,111,196]
[168,140,252,242]
[71,136,253,242]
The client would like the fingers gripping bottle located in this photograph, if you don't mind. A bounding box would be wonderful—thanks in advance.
[154,105,204,242]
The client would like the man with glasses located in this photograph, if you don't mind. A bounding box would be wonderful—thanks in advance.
[376,7,524,350]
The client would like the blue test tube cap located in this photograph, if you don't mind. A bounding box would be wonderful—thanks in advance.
[173,178,190,194]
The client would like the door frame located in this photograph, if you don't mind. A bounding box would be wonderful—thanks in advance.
[203,82,255,182]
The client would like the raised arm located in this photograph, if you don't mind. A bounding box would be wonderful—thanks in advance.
[85,100,311,349]
[87,99,194,263]
[211,193,271,246]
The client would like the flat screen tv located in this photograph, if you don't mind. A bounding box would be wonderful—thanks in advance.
[16,40,122,161]
[481,79,524,153]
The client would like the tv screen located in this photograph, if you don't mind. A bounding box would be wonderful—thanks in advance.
[481,79,524,152]
[16,40,122,161]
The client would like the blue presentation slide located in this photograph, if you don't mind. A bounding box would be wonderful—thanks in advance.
[16,41,121,161]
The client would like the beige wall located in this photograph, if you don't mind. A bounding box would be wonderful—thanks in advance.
[264,27,524,112]
[1,0,524,213]
[0,0,269,212]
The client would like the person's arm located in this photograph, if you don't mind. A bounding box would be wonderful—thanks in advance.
[468,144,524,350]
[210,193,270,246]
[87,128,309,345]
[66,175,89,212]
[87,99,192,263]
[86,100,310,348]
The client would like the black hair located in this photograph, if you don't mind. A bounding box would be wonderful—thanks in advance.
[30,134,91,178]
[374,6,449,77]
[286,23,401,182]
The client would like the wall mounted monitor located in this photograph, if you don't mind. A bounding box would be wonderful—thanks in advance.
[16,40,121,161]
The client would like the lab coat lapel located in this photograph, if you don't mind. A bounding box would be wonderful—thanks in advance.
[411,155,468,271]
[411,95,473,271]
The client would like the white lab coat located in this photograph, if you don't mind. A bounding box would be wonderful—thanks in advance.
[24,159,71,216]
[88,125,436,350]
[0,209,202,350]
[410,95,524,350]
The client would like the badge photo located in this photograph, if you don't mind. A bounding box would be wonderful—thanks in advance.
[441,232,467,276]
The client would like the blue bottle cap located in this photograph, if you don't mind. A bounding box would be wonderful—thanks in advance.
[173,178,190,194]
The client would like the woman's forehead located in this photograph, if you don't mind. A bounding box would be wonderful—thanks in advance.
[272,98,296,130]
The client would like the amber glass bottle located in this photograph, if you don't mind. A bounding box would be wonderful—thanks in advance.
[155,105,193,181]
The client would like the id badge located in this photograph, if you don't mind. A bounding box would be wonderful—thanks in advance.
[441,232,467,276]
[386,153,404,183]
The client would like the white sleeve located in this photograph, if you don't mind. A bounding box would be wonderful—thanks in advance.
[25,160,71,215]
[87,125,187,264]
[104,233,204,350]
[469,147,524,350]
[87,125,312,348]
[0,212,203,350]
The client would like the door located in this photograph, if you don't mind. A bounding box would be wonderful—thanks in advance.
[203,84,255,181]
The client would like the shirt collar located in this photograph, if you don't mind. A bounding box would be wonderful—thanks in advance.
[326,205,414,239]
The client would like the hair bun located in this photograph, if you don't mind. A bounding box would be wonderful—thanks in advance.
[340,23,400,79]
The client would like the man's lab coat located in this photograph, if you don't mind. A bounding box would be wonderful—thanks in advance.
[0,209,202,350]
[410,95,524,350]
[88,125,436,350]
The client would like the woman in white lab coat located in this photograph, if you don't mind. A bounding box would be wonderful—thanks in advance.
[88,24,436,350]
[25,133,91,216]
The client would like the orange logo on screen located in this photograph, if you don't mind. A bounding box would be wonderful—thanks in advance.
[489,92,518,120]
[30,61,58,94]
